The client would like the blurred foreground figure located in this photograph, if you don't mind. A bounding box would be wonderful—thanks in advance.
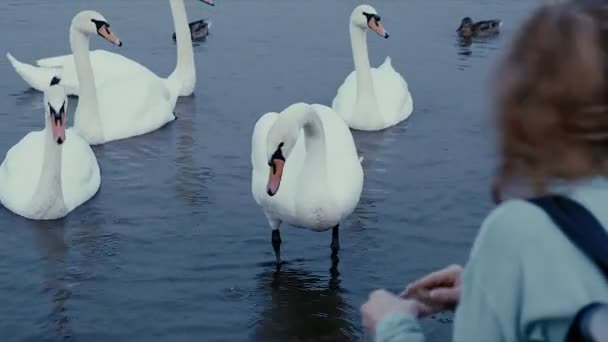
[362,1,608,341]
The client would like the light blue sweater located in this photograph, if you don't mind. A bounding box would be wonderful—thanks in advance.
[375,177,608,342]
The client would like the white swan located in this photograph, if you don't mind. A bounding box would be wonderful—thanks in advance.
[35,11,176,145]
[332,4,413,131]
[0,82,100,220]
[251,103,364,263]
[6,0,214,97]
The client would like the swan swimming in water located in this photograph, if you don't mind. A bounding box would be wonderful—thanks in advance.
[0,80,100,220]
[251,103,364,264]
[332,4,413,131]
[6,0,214,97]
[32,10,177,145]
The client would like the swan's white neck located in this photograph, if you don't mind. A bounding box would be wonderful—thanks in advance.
[71,29,104,143]
[350,24,380,116]
[293,109,328,185]
[168,0,196,96]
[30,127,66,217]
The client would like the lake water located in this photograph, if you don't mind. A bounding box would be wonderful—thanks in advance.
[0,0,537,341]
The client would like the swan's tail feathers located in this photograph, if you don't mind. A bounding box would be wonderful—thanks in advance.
[6,53,59,92]
[359,155,364,163]
[379,56,394,71]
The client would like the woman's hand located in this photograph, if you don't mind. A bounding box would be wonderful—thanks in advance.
[401,264,463,317]
[361,289,424,335]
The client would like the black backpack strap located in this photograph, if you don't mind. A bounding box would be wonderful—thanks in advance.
[528,195,608,279]
[528,195,608,342]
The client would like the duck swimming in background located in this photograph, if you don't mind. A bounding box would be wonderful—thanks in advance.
[457,17,502,38]
[173,19,211,41]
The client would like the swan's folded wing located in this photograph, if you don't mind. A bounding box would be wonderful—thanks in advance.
[96,72,176,142]
[331,70,358,122]
[37,50,117,67]
[61,130,100,211]
[375,57,413,124]
[36,54,73,68]
[312,104,364,222]
[0,132,44,211]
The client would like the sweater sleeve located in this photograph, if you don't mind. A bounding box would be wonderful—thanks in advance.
[452,200,527,342]
[451,267,505,342]
[374,311,425,342]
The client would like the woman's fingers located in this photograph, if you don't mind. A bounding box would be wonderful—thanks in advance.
[402,264,463,298]
[428,287,461,311]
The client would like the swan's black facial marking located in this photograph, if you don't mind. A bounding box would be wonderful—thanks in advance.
[50,77,61,86]
[49,101,66,123]
[91,18,122,47]
[49,101,66,144]
[268,142,285,172]
[91,19,111,37]
[362,12,381,24]
[91,19,110,30]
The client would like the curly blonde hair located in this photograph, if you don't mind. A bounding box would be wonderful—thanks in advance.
[492,0,608,203]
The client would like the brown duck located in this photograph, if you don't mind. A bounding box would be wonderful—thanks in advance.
[457,17,502,38]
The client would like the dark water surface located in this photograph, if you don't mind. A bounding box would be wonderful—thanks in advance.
[0,0,536,341]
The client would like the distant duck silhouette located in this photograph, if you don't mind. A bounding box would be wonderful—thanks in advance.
[457,17,501,38]
[173,19,210,41]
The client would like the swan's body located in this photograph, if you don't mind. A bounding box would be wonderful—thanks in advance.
[251,103,364,262]
[5,0,214,97]
[332,5,413,131]
[0,84,100,220]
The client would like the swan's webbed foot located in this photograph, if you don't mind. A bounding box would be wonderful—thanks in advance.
[330,224,340,256]
[272,229,282,265]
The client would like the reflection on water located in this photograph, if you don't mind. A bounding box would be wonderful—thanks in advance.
[173,96,213,209]
[31,221,73,341]
[12,88,42,108]
[455,35,501,70]
[251,257,357,342]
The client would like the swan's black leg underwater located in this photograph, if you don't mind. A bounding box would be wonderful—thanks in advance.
[331,224,340,255]
[272,229,282,264]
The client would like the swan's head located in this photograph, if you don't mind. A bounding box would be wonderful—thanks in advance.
[43,78,68,145]
[199,0,215,6]
[351,4,389,38]
[265,103,310,196]
[71,10,122,46]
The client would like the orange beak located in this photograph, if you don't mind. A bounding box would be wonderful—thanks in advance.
[51,106,66,145]
[267,159,285,196]
[369,18,389,39]
[98,25,122,46]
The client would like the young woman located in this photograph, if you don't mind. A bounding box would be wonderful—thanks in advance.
[361,1,608,341]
